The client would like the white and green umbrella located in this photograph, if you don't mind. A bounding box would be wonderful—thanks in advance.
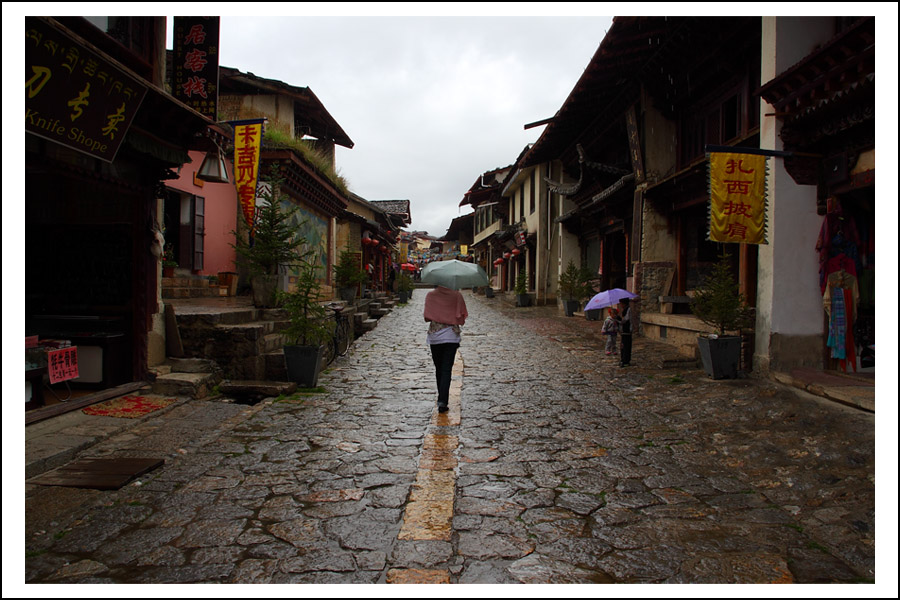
[421,260,489,290]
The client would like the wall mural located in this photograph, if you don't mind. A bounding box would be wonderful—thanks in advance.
[281,199,328,277]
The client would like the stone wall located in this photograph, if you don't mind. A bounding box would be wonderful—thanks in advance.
[634,261,675,321]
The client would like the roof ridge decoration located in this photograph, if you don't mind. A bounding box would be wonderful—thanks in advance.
[543,144,632,196]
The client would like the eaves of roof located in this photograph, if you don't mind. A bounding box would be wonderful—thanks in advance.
[757,17,874,118]
[219,65,354,149]
[523,17,760,170]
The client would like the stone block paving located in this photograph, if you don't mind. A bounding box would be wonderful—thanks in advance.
[21,290,879,587]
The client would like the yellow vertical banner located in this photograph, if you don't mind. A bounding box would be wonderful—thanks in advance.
[400,242,408,263]
[708,152,768,244]
[231,119,265,230]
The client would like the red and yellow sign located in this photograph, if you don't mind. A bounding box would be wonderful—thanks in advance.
[708,152,768,245]
[231,119,265,230]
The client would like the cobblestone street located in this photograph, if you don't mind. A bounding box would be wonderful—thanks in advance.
[22,290,879,587]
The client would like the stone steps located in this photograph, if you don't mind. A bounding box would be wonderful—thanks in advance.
[162,274,229,299]
[169,296,395,398]
[151,357,223,399]
[168,298,391,391]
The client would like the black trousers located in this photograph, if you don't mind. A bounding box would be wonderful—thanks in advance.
[620,334,632,366]
[430,343,459,407]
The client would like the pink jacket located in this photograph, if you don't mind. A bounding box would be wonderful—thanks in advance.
[424,286,468,326]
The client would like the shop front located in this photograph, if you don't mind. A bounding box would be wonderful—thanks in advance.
[757,16,875,376]
[24,17,213,417]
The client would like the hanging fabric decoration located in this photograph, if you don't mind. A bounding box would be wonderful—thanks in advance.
[707,152,769,245]
[229,118,266,231]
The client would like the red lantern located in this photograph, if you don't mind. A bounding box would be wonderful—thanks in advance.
[503,252,511,259]
[511,248,521,256]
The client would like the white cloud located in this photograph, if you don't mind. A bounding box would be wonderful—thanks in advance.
[214,15,612,235]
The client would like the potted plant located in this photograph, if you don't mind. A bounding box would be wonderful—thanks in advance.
[232,165,306,307]
[515,270,530,307]
[690,253,754,379]
[333,244,366,302]
[558,260,590,317]
[397,272,413,303]
[277,254,332,388]
[162,244,178,278]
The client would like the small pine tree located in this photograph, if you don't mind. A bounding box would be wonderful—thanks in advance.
[277,259,331,347]
[690,253,754,336]
[232,163,307,277]
[558,260,592,301]
[332,244,366,288]
[515,270,528,295]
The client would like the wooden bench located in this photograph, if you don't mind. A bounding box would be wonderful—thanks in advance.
[659,295,693,314]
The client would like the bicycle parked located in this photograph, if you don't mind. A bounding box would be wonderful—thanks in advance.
[321,303,352,366]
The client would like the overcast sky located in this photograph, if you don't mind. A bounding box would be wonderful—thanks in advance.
[196,12,613,237]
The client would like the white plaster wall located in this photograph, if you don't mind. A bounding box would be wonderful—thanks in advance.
[756,17,835,369]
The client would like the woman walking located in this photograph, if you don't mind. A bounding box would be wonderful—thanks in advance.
[423,285,468,413]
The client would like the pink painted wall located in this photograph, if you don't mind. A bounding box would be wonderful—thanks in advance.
[167,150,238,276]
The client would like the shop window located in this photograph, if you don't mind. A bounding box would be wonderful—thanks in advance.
[678,79,756,168]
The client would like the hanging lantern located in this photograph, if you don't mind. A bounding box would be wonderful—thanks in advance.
[503,252,511,259]
[511,248,521,256]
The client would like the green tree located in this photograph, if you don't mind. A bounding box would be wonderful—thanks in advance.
[690,253,754,336]
[232,163,307,277]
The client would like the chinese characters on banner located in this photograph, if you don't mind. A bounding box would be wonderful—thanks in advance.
[171,17,219,119]
[230,119,266,230]
[708,152,769,245]
[48,347,79,384]
[25,17,147,162]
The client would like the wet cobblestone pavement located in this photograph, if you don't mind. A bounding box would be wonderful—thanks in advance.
[22,290,880,587]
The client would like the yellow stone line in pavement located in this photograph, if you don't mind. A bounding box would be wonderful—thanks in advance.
[386,568,450,584]
[393,352,465,581]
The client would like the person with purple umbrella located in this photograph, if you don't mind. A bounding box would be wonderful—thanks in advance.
[602,307,621,355]
[619,298,633,367]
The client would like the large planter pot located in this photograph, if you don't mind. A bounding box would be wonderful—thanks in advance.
[585,309,601,321]
[283,344,324,388]
[484,287,494,298]
[339,285,357,302]
[563,300,580,317]
[697,335,742,380]
[163,266,176,278]
[516,294,531,307]
[398,290,409,303]
[252,274,279,308]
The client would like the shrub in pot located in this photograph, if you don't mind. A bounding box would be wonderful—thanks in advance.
[333,244,366,302]
[515,270,530,307]
[232,164,307,307]
[690,253,754,379]
[162,243,178,277]
[277,256,332,388]
[397,272,413,303]
[558,260,591,316]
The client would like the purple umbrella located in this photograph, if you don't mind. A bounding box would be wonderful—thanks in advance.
[584,288,638,311]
